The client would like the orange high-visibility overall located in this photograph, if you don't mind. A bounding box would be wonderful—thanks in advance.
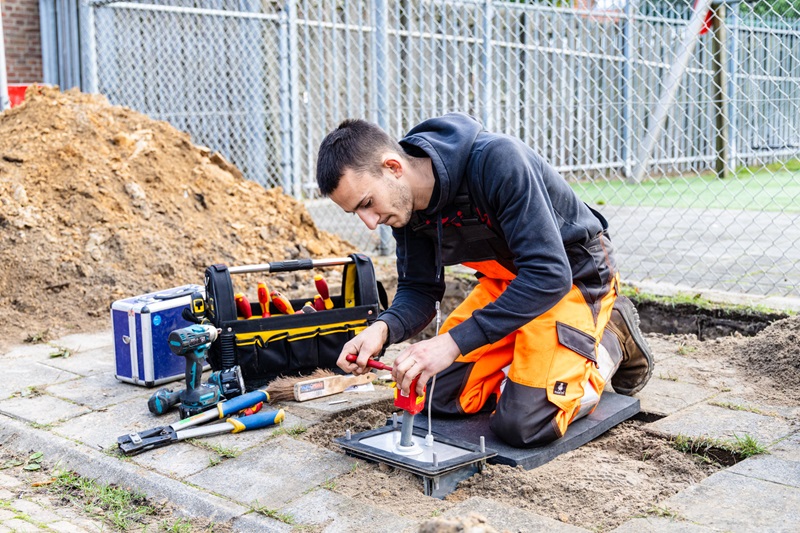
[428,233,621,447]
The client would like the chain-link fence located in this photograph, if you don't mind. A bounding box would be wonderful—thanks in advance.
[81,0,800,297]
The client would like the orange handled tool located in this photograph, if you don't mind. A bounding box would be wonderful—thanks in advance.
[234,293,253,319]
[257,282,270,318]
[314,275,334,309]
[270,290,296,315]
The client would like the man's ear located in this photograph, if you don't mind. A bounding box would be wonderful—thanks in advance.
[383,155,403,178]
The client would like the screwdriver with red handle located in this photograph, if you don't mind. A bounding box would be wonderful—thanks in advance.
[345,354,425,414]
[345,354,393,371]
[314,275,334,309]
[257,282,270,318]
[270,290,296,315]
[234,293,253,319]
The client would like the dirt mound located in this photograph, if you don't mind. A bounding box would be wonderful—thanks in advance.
[451,421,718,531]
[719,314,800,402]
[0,86,353,348]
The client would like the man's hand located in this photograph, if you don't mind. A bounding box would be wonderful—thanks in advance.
[393,333,460,397]
[337,321,389,375]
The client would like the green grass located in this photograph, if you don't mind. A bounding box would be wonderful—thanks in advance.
[49,471,156,530]
[270,424,308,438]
[571,164,800,213]
[620,284,795,317]
[672,433,768,464]
[709,401,778,417]
[250,502,295,524]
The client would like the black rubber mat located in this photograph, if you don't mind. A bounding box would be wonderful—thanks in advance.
[411,392,640,469]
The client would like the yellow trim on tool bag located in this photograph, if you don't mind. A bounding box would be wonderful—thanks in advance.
[344,263,356,307]
[234,320,368,346]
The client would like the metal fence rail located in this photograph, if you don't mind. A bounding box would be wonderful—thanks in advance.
[83,0,800,297]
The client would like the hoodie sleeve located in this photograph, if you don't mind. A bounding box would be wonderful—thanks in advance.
[377,226,447,344]
[445,137,573,356]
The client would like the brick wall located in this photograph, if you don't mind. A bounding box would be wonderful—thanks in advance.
[2,0,43,83]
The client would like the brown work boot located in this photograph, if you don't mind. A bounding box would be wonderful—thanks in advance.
[606,295,653,395]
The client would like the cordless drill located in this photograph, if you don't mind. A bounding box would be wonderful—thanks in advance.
[147,324,222,419]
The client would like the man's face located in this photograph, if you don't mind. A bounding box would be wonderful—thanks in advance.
[329,167,413,231]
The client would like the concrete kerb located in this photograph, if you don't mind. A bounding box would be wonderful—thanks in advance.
[0,414,283,528]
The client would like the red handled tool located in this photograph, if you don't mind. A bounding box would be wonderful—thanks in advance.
[312,294,326,311]
[270,290,296,315]
[257,282,271,318]
[344,355,425,414]
[234,293,253,319]
[314,275,334,309]
[345,354,393,371]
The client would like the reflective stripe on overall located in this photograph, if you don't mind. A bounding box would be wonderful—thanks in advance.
[427,233,620,447]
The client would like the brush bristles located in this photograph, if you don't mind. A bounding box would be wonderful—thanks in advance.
[265,369,337,402]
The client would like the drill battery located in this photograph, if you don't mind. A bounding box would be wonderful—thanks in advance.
[112,285,207,387]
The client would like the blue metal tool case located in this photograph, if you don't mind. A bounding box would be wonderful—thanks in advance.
[111,284,205,387]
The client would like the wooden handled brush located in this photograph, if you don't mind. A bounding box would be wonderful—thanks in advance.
[266,369,376,402]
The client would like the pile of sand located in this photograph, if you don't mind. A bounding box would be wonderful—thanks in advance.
[0,86,353,347]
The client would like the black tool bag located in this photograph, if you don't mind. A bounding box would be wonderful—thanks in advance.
[204,253,383,390]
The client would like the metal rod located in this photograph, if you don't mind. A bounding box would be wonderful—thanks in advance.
[711,1,730,179]
[0,3,10,111]
[630,0,714,183]
[400,411,415,447]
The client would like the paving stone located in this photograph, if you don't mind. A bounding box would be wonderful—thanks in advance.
[61,517,105,533]
[769,430,800,462]
[10,500,60,523]
[48,521,93,533]
[2,519,40,532]
[707,393,800,419]
[231,513,292,532]
[186,435,355,509]
[611,516,720,532]
[45,372,150,410]
[0,473,22,488]
[196,411,314,452]
[0,509,16,520]
[53,398,158,451]
[0,523,9,533]
[41,347,115,377]
[0,343,54,361]
[665,471,800,532]
[0,395,91,425]
[438,496,588,532]
[0,489,13,500]
[130,442,219,479]
[279,488,415,532]
[50,331,113,354]
[636,378,716,417]
[646,403,795,447]
[653,356,736,388]
[0,361,80,399]
[726,454,800,488]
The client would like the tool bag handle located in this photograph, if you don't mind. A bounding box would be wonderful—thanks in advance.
[228,257,354,275]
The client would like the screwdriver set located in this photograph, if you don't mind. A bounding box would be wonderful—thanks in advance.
[203,254,386,391]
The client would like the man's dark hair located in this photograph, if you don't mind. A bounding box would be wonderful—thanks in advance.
[316,119,403,196]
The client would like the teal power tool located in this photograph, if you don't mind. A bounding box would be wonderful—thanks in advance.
[120,390,282,455]
[147,324,222,419]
